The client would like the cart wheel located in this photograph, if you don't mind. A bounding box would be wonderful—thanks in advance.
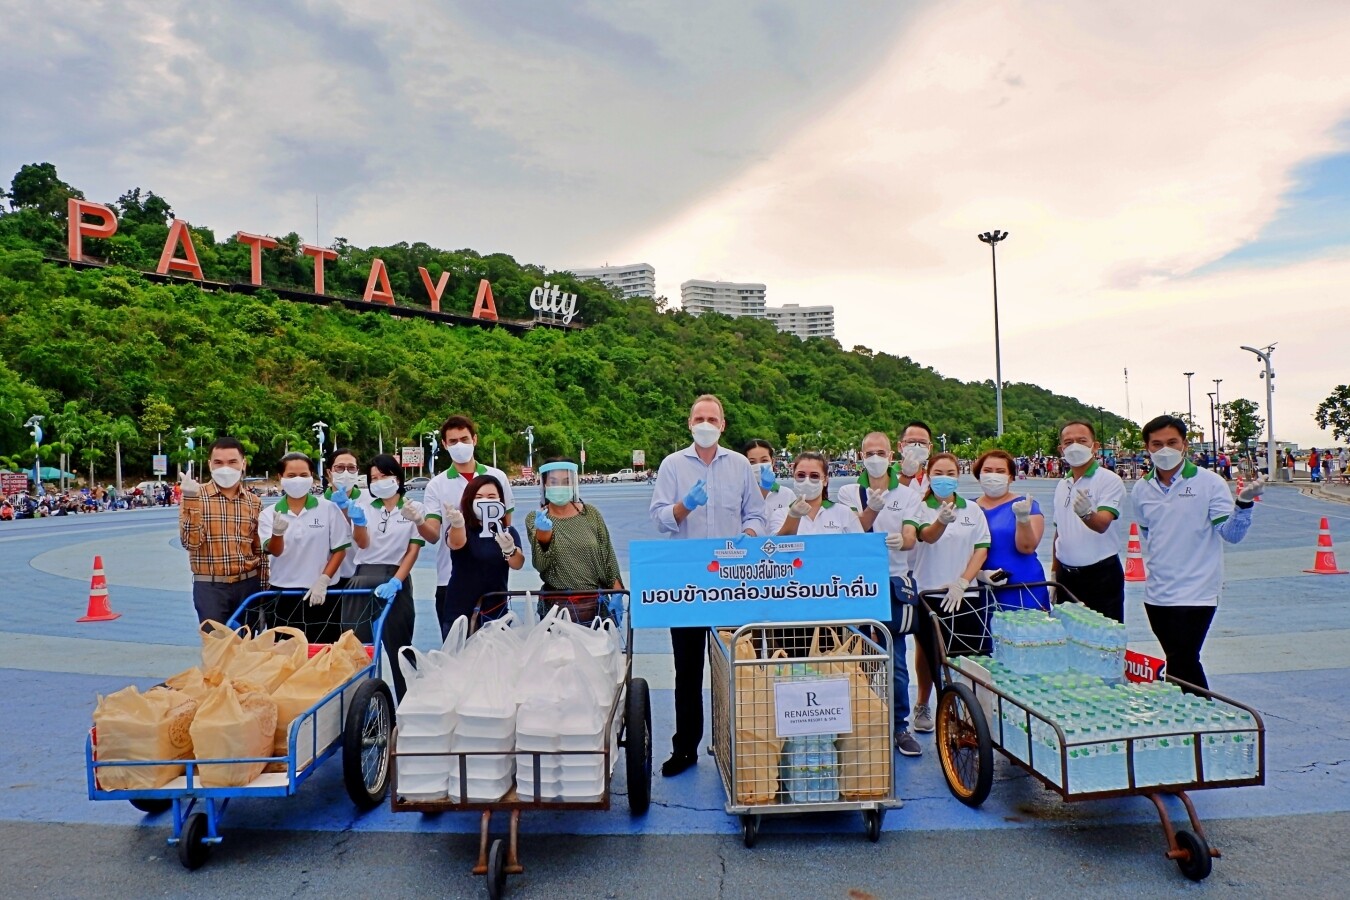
[937,682,993,807]
[343,679,394,810]
[624,677,653,815]
[486,838,507,899]
[1174,829,1213,882]
[863,808,884,843]
[177,811,210,871]
[741,814,760,849]
[129,798,171,815]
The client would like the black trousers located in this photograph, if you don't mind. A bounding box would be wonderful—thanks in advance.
[345,564,416,701]
[191,574,262,625]
[670,626,708,757]
[1056,555,1125,623]
[1144,604,1216,692]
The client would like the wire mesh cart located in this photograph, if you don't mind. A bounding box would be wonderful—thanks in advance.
[388,590,651,900]
[708,620,900,847]
[924,581,1265,882]
[86,588,395,870]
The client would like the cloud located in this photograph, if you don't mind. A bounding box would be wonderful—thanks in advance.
[617,0,1350,443]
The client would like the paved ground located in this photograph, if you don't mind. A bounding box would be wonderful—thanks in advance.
[3,476,1348,896]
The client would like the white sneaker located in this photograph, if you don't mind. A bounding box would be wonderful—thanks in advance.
[913,703,935,733]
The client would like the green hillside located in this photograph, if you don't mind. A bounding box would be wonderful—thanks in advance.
[0,163,1130,480]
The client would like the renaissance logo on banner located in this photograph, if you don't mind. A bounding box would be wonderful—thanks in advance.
[628,533,889,628]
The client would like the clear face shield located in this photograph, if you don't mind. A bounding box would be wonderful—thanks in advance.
[539,461,580,507]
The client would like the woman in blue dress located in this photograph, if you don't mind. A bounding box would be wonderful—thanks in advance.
[973,449,1050,610]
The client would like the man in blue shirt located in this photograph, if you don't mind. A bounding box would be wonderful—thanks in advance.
[650,394,767,776]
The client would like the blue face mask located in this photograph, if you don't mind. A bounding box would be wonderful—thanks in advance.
[930,475,960,498]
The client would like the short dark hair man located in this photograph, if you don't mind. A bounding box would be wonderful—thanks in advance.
[179,436,268,623]
[1051,420,1126,622]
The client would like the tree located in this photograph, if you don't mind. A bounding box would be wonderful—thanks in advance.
[1220,399,1264,451]
[1315,386,1350,442]
[8,163,84,216]
[114,188,173,228]
[108,416,139,491]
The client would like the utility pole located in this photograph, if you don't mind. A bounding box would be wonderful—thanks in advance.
[1240,344,1278,480]
[1184,372,1195,444]
[1212,379,1223,454]
[978,230,1009,436]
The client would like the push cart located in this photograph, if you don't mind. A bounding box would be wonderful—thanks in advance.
[708,620,900,848]
[389,590,651,899]
[924,581,1265,881]
[86,588,395,870]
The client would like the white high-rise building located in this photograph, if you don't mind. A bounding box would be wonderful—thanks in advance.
[766,303,835,340]
[569,263,656,299]
[679,279,767,317]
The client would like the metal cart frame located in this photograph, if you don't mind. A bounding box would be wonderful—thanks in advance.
[388,590,651,900]
[708,620,901,848]
[924,581,1266,882]
[86,588,395,870]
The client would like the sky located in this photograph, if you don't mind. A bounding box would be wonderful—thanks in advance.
[3,0,1349,446]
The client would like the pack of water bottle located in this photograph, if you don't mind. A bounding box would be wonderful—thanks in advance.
[991,610,1067,675]
[1053,602,1128,681]
[779,733,841,804]
[966,658,1260,792]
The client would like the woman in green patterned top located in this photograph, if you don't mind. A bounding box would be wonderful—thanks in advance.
[525,459,623,622]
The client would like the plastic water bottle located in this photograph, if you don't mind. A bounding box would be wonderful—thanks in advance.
[814,734,840,801]
[784,736,810,802]
[1233,712,1257,779]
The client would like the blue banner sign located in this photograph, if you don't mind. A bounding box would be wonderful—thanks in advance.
[629,533,890,628]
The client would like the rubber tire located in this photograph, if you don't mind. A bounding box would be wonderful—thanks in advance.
[129,798,171,814]
[177,811,210,871]
[343,679,394,810]
[624,678,653,815]
[486,838,507,900]
[741,815,760,849]
[863,808,884,843]
[610,476,619,483]
[1174,829,1213,882]
[937,682,994,807]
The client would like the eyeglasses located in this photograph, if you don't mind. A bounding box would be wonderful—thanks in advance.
[330,465,358,473]
[378,510,393,534]
[901,441,931,449]
[793,472,824,482]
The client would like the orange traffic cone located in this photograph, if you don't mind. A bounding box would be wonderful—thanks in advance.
[1303,518,1348,575]
[78,555,121,622]
[1124,522,1147,582]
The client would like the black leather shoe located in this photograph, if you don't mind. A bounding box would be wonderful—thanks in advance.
[661,752,698,777]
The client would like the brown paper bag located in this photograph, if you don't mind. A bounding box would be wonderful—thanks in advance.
[188,678,278,787]
[270,646,360,756]
[93,686,197,790]
[200,620,249,672]
[224,627,309,693]
[731,636,786,805]
[826,634,890,800]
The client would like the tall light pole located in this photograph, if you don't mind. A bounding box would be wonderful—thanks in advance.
[1240,343,1277,479]
[1206,393,1217,464]
[520,426,535,471]
[1183,372,1195,444]
[425,430,438,477]
[978,230,1009,435]
[312,420,328,483]
[25,415,44,496]
[1211,379,1223,453]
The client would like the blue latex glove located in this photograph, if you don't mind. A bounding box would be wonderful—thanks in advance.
[330,487,350,510]
[348,504,368,527]
[683,479,708,511]
[534,507,553,531]
[374,577,402,601]
[758,465,777,491]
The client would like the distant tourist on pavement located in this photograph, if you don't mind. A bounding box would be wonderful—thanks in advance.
[1051,420,1126,622]
[179,437,266,624]
[650,394,766,777]
[1132,415,1264,690]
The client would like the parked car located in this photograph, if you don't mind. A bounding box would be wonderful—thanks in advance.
[404,476,431,491]
[607,468,643,483]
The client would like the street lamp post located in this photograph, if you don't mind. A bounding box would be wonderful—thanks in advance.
[1183,372,1195,444]
[425,431,438,477]
[312,421,328,483]
[1206,393,1217,465]
[520,426,535,472]
[24,415,44,496]
[1211,379,1223,454]
[978,230,1009,436]
[1240,343,1278,479]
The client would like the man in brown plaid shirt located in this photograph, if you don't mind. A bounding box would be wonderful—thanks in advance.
[179,436,274,623]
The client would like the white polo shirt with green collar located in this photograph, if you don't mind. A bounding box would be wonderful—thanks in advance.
[353,494,426,568]
[907,494,991,591]
[767,498,863,536]
[760,482,792,521]
[1132,461,1243,608]
[1052,460,1126,567]
[838,467,921,576]
[258,494,352,589]
[422,462,515,586]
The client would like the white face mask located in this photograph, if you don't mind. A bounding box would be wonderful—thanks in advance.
[750,462,770,478]
[368,477,399,499]
[979,473,1010,498]
[1062,443,1095,467]
[690,422,721,449]
[281,475,313,499]
[1149,447,1184,471]
[794,478,824,501]
[863,456,891,478]
[211,466,242,489]
[899,444,929,477]
[332,472,359,492]
[447,441,475,465]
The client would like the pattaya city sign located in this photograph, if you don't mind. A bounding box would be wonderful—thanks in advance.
[65,199,580,326]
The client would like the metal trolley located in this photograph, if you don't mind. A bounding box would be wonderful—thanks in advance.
[388,590,651,900]
[708,620,900,847]
[86,588,395,870]
[924,581,1265,882]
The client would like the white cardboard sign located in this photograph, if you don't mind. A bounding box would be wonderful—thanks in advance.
[773,677,852,738]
